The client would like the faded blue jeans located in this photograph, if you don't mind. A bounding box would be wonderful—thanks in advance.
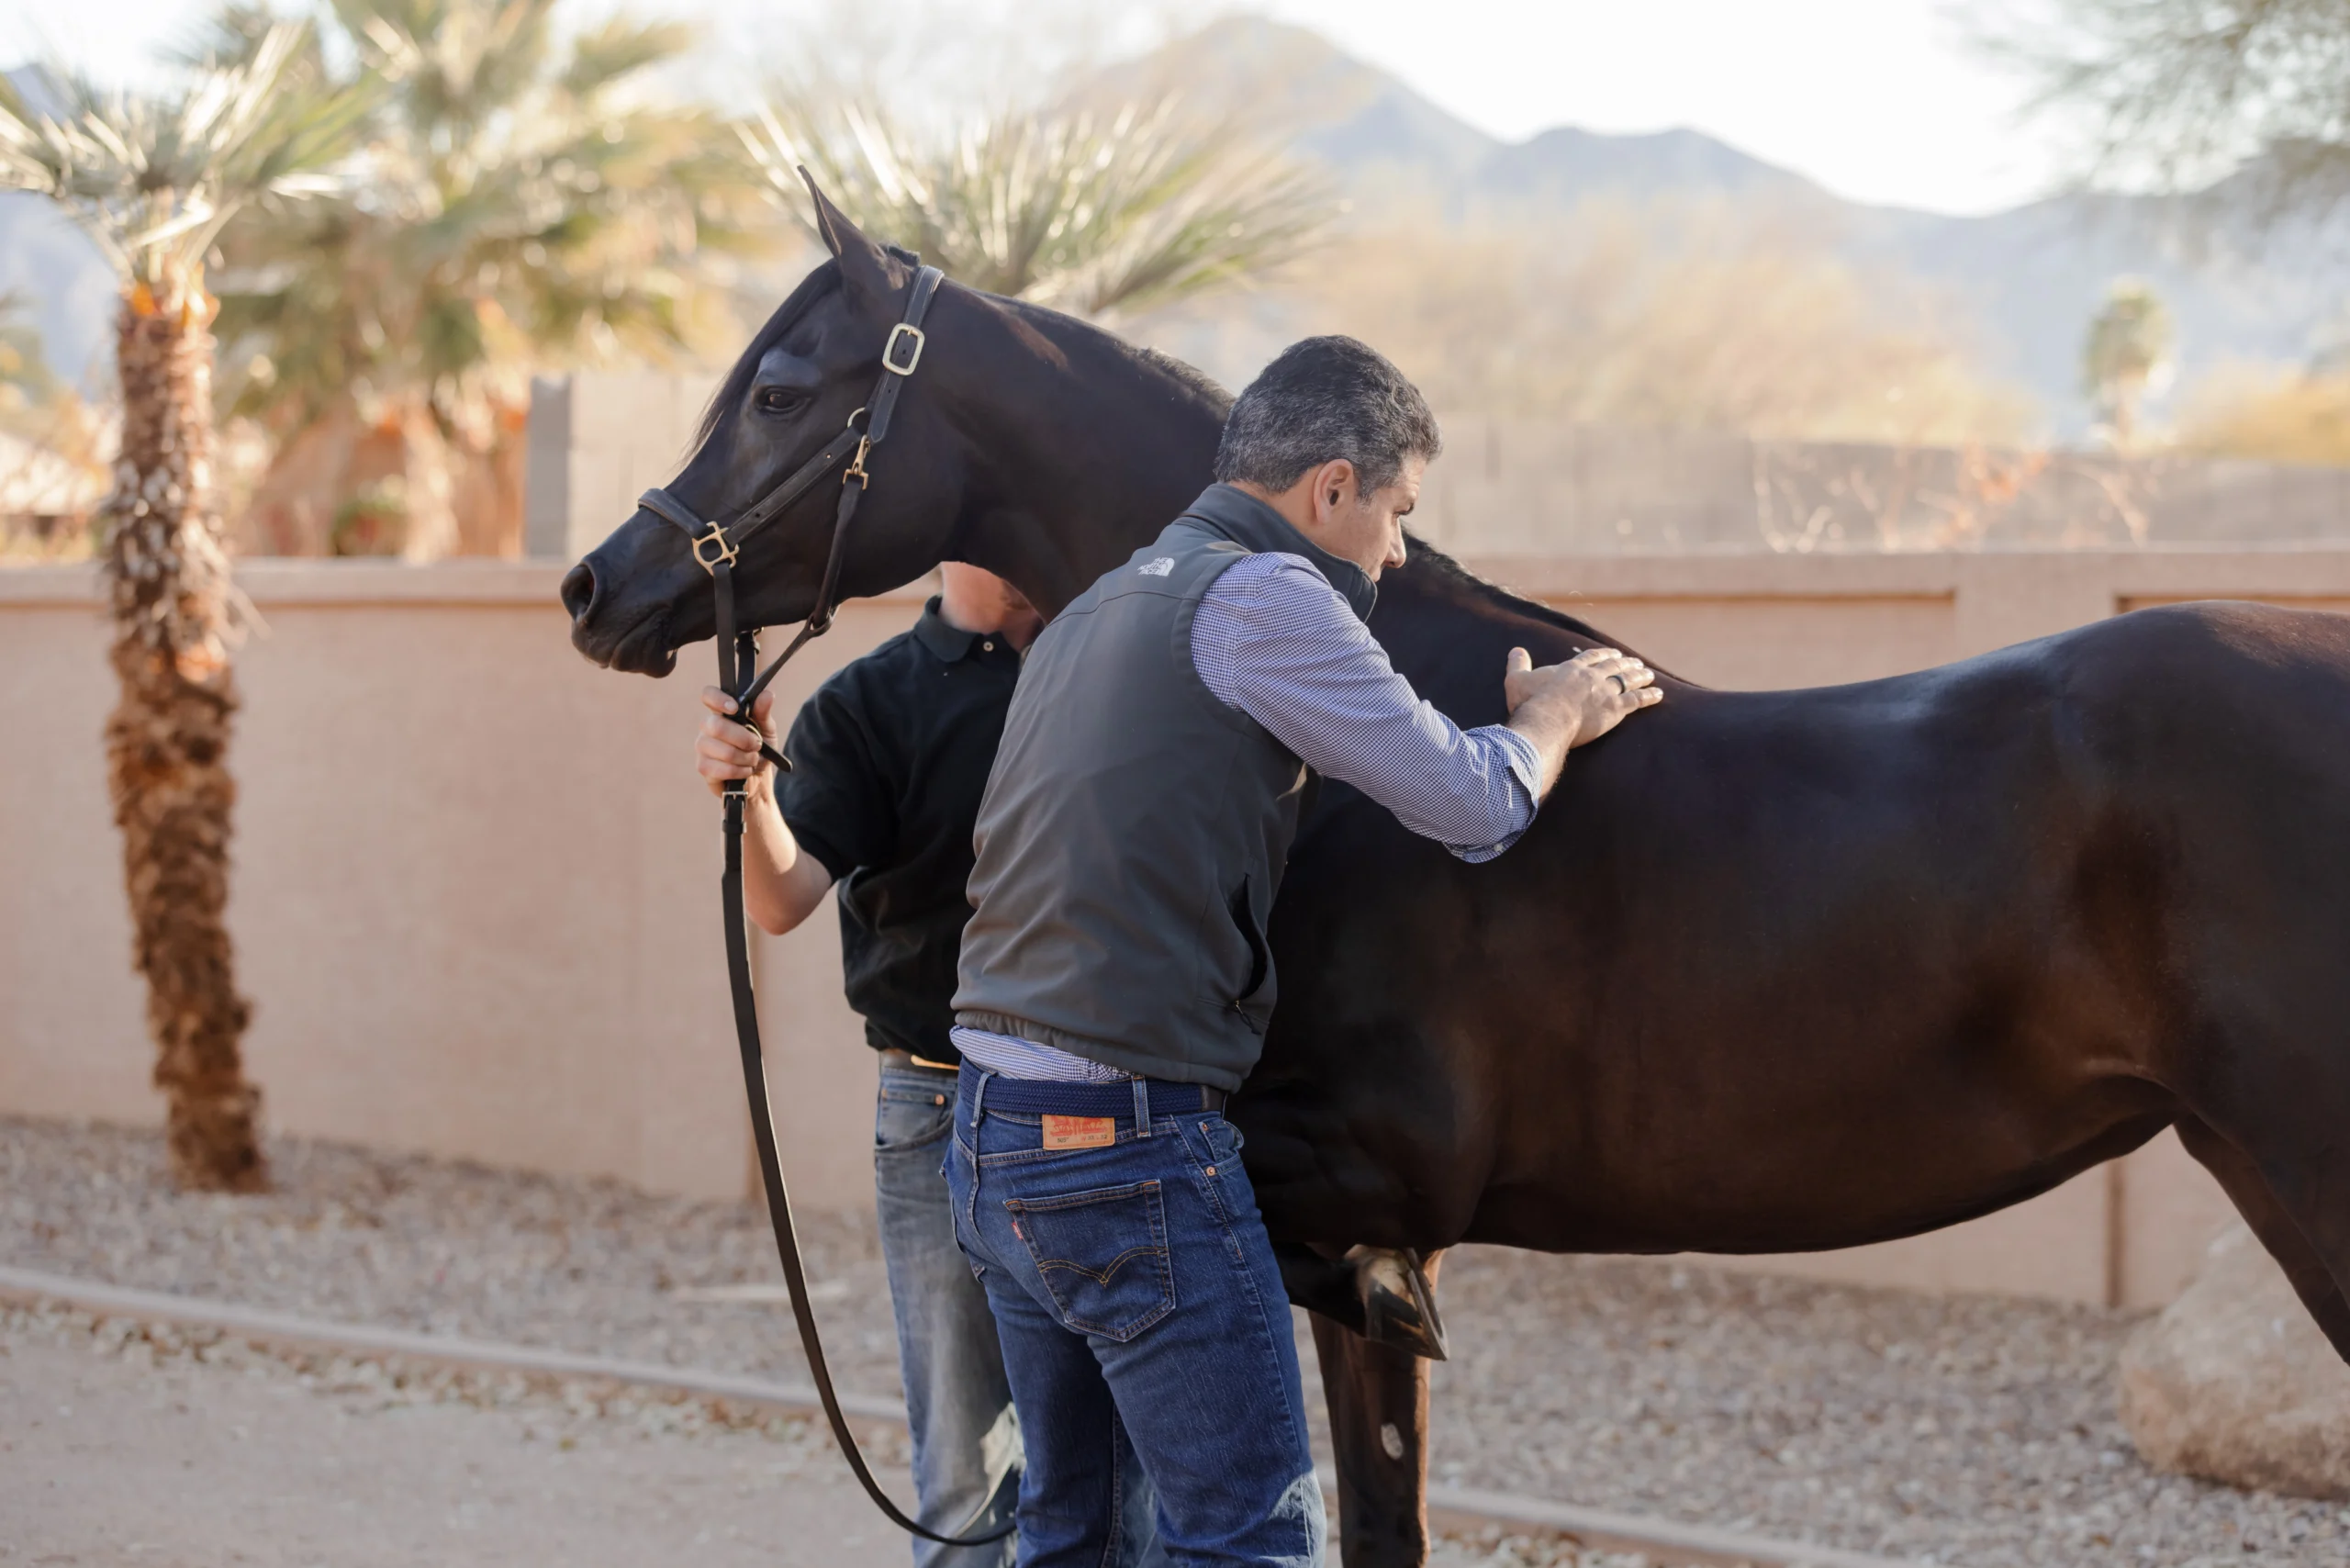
[943,1065,1325,1568]
[875,1058,1162,1568]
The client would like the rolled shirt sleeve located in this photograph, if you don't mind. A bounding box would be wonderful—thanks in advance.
[1191,552,1539,862]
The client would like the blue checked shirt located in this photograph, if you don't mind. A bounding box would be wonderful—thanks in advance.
[955,549,1542,1081]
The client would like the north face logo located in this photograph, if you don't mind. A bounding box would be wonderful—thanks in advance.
[1138,556,1175,577]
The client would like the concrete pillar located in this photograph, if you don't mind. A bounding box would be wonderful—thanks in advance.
[522,370,718,565]
[522,374,573,560]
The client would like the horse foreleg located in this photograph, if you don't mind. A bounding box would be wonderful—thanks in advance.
[2177,1114,2350,1356]
[1312,1249,1446,1568]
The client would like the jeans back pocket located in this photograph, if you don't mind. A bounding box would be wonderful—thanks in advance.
[1002,1179,1176,1342]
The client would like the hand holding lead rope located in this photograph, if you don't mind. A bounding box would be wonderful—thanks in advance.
[696,685,789,797]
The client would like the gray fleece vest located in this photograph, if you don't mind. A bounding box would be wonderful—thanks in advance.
[952,484,1377,1090]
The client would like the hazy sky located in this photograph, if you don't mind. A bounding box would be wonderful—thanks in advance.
[1253,0,2063,215]
[2,0,2067,217]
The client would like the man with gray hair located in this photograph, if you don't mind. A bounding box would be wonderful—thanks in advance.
[945,336,1661,1563]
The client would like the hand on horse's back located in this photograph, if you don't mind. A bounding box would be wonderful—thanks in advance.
[1503,645,1661,800]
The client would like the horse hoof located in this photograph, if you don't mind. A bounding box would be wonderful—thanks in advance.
[1351,1246,1449,1361]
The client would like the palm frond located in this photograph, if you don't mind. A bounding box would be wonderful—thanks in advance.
[742,89,1339,319]
[163,3,311,73]
[0,23,360,285]
[560,17,694,101]
[210,0,770,434]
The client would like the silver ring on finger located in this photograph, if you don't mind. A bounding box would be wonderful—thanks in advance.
[1609,674,1627,694]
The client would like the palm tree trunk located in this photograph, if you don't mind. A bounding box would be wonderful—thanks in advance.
[101,261,267,1193]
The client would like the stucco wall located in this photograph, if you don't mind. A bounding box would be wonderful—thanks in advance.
[0,563,909,1210]
[7,547,2346,1306]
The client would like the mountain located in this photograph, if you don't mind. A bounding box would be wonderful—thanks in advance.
[1131,18,1827,204]
[1137,18,2350,439]
[1480,125,1820,207]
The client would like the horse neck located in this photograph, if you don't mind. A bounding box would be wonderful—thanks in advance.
[941,297,1226,615]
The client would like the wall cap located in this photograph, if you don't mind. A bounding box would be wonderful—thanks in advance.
[11,545,2350,610]
[0,560,934,610]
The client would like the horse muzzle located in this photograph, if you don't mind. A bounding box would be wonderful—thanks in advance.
[562,543,680,676]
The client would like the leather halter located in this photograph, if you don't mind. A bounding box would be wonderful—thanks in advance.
[638,263,945,755]
[642,264,1007,1549]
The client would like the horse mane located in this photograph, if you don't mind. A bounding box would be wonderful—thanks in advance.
[693,261,845,449]
[974,282,1236,424]
[1136,346,1235,417]
[1404,529,1695,682]
[1402,532,1613,646]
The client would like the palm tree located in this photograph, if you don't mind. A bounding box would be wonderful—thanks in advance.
[0,25,358,1190]
[205,0,771,557]
[740,89,1336,320]
[2083,277,2175,451]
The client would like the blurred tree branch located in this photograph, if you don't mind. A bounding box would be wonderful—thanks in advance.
[2000,0,2350,217]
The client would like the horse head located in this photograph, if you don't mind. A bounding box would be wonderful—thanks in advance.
[562,185,976,676]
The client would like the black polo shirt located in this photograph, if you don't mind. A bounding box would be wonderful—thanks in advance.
[779,597,1020,1063]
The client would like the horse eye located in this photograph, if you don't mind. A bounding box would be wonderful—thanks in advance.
[755,386,805,416]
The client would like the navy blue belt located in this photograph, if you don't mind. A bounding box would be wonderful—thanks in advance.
[957,1060,1225,1119]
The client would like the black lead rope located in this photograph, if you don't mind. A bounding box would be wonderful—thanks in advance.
[640,265,1010,1549]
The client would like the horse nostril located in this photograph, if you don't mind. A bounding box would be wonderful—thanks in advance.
[560,559,598,622]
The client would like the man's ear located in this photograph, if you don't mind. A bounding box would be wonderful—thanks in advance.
[800,167,911,318]
[1318,458,1357,521]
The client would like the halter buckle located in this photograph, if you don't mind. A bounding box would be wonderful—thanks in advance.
[882,322,925,376]
[691,522,738,574]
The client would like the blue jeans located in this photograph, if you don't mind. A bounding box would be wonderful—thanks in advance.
[944,1067,1325,1568]
[875,1060,1162,1568]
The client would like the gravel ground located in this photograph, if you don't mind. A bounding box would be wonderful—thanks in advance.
[1427,1250,2345,1565]
[6,1114,2346,1566]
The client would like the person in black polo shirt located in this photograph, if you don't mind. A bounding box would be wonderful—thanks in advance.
[693,564,1158,1567]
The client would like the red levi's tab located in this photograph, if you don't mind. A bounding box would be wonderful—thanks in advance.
[1041,1115,1117,1150]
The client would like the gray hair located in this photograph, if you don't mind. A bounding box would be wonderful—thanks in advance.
[1213,336,1441,498]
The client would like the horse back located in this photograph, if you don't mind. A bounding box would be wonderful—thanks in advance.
[1244,596,2350,1258]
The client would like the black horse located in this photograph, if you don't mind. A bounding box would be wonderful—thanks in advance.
[565,196,2350,1565]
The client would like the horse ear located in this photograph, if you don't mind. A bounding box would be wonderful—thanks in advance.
[800,166,908,316]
